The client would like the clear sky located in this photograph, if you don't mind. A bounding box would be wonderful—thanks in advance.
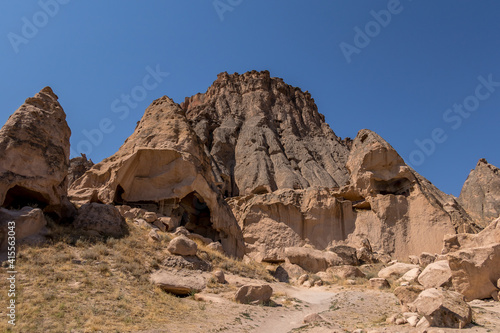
[1,1,499,196]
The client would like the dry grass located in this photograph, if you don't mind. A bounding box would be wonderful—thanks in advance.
[0,219,272,332]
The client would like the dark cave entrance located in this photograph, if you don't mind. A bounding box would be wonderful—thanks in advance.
[2,185,50,210]
[175,192,219,241]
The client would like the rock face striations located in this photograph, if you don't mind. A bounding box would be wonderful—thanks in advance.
[0,87,73,220]
[181,70,351,197]
[459,158,500,227]
[69,96,245,257]
[229,128,478,261]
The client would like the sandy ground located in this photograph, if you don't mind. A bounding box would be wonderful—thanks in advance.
[136,274,500,333]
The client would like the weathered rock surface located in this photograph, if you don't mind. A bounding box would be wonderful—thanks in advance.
[394,285,424,312]
[369,278,390,289]
[68,96,244,258]
[0,207,47,250]
[0,87,74,220]
[182,70,351,197]
[447,243,500,301]
[328,265,365,279]
[459,158,500,227]
[234,284,273,304]
[228,187,357,261]
[150,269,207,295]
[444,217,500,253]
[378,263,419,280]
[73,203,127,238]
[68,154,94,188]
[167,235,198,256]
[413,288,472,328]
[341,129,479,259]
[417,260,452,289]
[284,247,342,273]
[229,128,479,261]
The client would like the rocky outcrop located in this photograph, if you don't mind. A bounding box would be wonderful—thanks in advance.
[229,129,479,261]
[443,217,500,253]
[182,70,350,197]
[228,187,356,262]
[447,243,500,301]
[0,87,74,220]
[341,129,479,259]
[67,154,94,187]
[68,96,244,258]
[459,159,500,227]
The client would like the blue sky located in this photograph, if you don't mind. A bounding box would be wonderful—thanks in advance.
[1,0,499,196]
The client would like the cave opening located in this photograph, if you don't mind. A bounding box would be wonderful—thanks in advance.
[374,178,412,196]
[3,185,50,210]
[174,192,219,242]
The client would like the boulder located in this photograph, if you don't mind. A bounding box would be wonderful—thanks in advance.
[0,87,74,220]
[417,260,452,289]
[0,207,47,250]
[149,229,160,242]
[369,278,390,289]
[213,270,225,284]
[152,219,167,232]
[150,270,206,295]
[413,288,472,328]
[207,241,224,254]
[447,243,500,301]
[419,252,437,267]
[158,216,179,231]
[234,284,273,305]
[399,267,421,283]
[284,247,342,273]
[459,159,500,227]
[73,203,127,238]
[328,265,365,279]
[167,235,198,256]
[143,212,157,223]
[378,263,419,280]
[328,245,359,266]
[393,285,424,312]
[303,313,324,324]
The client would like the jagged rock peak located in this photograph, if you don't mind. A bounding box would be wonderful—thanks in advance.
[459,158,500,227]
[180,70,351,197]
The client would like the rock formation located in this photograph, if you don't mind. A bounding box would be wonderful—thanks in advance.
[68,96,244,258]
[0,87,74,220]
[229,127,479,262]
[181,70,350,197]
[459,158,500,227]
[340,129,479,259]
[68,154,94,187]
